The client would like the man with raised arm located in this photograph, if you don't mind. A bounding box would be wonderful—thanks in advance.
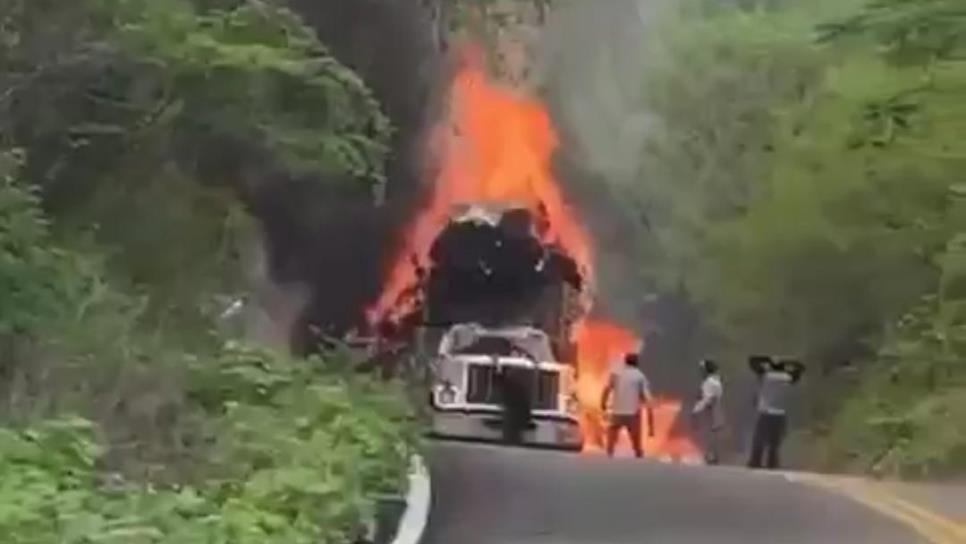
[748,355,805,469]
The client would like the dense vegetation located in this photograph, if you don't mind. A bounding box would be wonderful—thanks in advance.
[3,3,963,542]
[1,0,415,541]
[559,0,965,477]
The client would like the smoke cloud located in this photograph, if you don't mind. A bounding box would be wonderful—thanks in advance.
[536,0,662,326]
[535,0,708,396]
[241,0,447,349]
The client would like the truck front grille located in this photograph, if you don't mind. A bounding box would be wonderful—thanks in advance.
[465,364,559,411]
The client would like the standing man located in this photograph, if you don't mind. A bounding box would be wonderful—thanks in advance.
[692,359,725,465]
[747,355,805,469]
[600,353,656,458]
[495,358,532,446]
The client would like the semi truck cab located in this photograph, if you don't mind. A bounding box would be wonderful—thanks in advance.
[429,323,582,449]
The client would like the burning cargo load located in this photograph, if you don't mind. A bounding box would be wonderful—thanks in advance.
[388,203,585,359]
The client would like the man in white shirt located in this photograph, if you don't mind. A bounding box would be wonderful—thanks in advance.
[692,359,725,465]
[600,353,656,458]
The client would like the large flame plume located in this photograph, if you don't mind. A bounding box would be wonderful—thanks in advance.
[367,47,593,326]
[370,46,698,460]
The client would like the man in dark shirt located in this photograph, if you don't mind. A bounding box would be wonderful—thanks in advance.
[748,355,805,469]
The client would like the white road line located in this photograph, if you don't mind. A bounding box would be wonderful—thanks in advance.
[391,455,432,544]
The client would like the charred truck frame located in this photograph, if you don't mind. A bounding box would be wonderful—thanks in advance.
[386,204,586,449]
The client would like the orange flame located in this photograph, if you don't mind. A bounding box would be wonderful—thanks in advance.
[573,319,701,461]
[367,46,593,326]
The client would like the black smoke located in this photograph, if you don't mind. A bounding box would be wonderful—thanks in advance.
[242,1,446,352]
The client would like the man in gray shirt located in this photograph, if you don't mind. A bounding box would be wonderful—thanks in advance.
[748,355,805,469]
[601,353,656,458]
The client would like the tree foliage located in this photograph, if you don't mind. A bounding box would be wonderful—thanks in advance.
[3,0,389,182]
[0,151,84,334]
[0,1,415,541]
[634,3,847,293]
[593,0,966,476]
[0,142,416,543]
[2,0,391,328]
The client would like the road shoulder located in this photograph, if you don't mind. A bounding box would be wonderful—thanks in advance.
[786,473,966,544]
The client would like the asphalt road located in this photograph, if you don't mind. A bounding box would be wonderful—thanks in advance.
[422,442,924,544]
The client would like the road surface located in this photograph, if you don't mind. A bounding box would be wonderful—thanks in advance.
[422,442,925,544]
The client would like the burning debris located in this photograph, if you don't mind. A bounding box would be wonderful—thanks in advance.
[425,205,583,328]
[385,203,584,359]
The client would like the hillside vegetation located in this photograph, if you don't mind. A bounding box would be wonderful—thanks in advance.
[0,0,415,541]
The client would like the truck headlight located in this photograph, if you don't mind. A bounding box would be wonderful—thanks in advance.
[437,381,458,406]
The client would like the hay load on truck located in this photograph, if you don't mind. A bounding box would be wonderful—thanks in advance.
[388,203,587,449]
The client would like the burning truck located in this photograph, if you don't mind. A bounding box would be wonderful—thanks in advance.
[358,50,597,449]
[364,49,701,458]
[365,202,587,448]
[397,203,587,449]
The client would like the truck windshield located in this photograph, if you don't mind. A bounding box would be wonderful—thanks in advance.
[451,335,554,362]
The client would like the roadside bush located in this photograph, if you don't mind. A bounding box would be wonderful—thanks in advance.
[1,1,417,541]
[192,342,418,542]
[1,143,416,543]
[0,344,417,544]
[820,293,966,478]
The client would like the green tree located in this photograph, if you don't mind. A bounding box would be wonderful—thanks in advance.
[802,0,966,476]
[2,0,390,328]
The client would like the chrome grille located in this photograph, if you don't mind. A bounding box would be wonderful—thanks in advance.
[465,364,559,410]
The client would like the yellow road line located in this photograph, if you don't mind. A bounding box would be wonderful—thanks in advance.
[840,487,954,544]
[843,481,965,544]
[790,474,965,544]
[867,488,966,543]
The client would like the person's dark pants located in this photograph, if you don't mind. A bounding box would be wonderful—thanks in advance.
[499,377,531,445]
[607,413,643,458]
[702,426,723,465]
[748,412,787,469]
